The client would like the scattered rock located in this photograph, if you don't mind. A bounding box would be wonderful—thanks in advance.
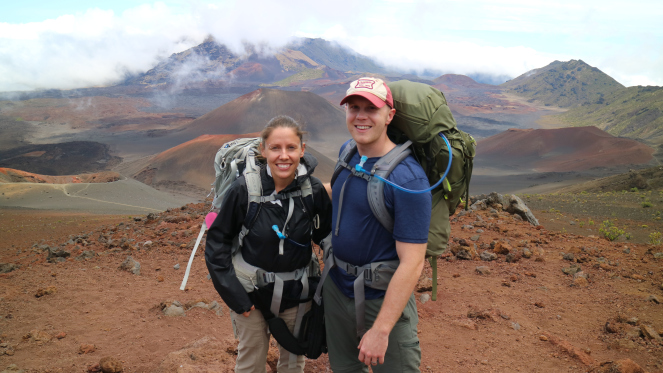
[562,264,581,276]
[493,242,512,255]
[163,304,186,317]
[480,251,497,261]
[539,335,548,341]
[173,263,180,270]
[25,330,52,343]
[604,321,621,334]
[79,344,97,354]
[419,294,431,304]
[119,256,140,275]
[451,319,477,330]
[646,295,660,304]
[588,359,646,373]
[76,251,97,261]
[475,266,491,275]
[504,194,539,225]
[0,263,18,274]
[456,249,472,260]
[505,252,521,263]
[55,332,67,339]
[522,248,532,259]
[47,247,70,263]
[641,325,661,341]
[35,286,57,298]
[534,302,545,308]
[467,309,499,321]
[0,364,25,373]
[156,336,235,371]
[99,357,123,373]
[573,277,589,287]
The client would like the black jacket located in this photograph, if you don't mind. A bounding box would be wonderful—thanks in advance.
[205,153,332,314]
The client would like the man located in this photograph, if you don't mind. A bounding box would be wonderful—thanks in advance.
[323,77,432,372]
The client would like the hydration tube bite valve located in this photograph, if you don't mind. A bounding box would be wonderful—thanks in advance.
[272,225,309,247]
[272,225,286,239]
[353,132,454,194]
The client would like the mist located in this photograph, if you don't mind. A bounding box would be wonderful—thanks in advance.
[0,0,661,92]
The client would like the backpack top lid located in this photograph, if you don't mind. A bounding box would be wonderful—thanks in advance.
[387,80,457,144]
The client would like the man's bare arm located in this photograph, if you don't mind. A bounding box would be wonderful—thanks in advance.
[357,240,426,365]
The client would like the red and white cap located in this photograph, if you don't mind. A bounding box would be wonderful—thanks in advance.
[340,77,393,108]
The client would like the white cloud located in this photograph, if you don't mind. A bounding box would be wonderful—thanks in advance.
[0,0,661,91]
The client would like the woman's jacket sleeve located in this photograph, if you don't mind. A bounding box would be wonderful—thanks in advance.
[310,177,333,245]
[204,179,253,314]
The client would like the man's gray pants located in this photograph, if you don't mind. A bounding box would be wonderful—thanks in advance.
[323,276,421,373]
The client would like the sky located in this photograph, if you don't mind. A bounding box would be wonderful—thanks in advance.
[0,0,662,92]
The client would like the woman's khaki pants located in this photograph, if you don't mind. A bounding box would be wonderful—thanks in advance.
[230,304,309,373]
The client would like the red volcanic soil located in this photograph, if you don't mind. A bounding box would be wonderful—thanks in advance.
[0,200,661,372]
[0,96,193,132]
[0,168,120,184]
[476,126,655,172]
[183,89,346,142]
[133,134,337,194]
[229,62,266,79]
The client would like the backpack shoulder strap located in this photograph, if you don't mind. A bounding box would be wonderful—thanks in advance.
[367,140,413,233]
[331,140,357,187]
[237,150,263,246]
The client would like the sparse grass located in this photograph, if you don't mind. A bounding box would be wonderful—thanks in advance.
[649,232,662,245]
[642,201,653,208]
[598,220,626,241]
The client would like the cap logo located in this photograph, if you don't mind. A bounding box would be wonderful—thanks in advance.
[355,79,376,89]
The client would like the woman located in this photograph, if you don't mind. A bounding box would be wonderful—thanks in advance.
[205,115,332,373]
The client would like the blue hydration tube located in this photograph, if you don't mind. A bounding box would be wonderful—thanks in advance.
[355,132,453,194]
[272,225,310,248]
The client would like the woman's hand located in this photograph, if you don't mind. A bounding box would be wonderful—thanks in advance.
[242,305,255,317]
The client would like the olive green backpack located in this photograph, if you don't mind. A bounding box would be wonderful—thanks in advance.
[388,80,476,300]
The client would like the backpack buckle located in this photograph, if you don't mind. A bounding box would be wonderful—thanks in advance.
[343,263,358,276]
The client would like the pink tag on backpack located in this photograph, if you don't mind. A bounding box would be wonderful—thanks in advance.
[204,212,218,228]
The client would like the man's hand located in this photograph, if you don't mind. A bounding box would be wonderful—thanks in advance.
[357,327,389,366]
[242,305,255,317]
[356,241,425,365]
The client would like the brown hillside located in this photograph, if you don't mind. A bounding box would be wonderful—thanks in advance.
[183,89,346,142]
[476,126,655,172]
[133,134,336,195]
[0,168,120,184]
[433,74,490,89]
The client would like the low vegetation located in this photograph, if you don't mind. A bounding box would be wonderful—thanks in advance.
[522,187,663,244]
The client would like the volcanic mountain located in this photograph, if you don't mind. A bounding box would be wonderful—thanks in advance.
[177,88,348,159]
[475,126,655,172]
[133,134,336,197]
[501,59,624,108]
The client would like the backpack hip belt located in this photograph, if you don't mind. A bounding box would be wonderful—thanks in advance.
[314,244,399,337]
[234,250,318,366]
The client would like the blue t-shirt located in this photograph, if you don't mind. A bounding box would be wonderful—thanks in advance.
[330,142,432,299]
